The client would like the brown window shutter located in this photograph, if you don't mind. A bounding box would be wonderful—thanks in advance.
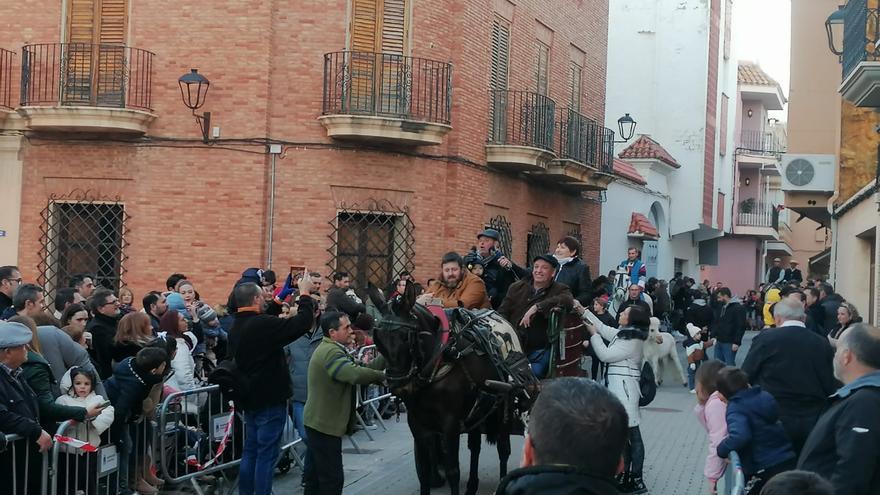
[67,0,98,44]
[97,0,128,45]
[490,20,510,91]
[350,0,380,53]
[380,0,407,55]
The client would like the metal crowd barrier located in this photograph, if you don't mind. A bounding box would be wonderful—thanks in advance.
[1,433,49,495]
[728,451,746,495]
[347,345,397,452]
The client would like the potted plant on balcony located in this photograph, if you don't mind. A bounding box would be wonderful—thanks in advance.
[739,198,756,214]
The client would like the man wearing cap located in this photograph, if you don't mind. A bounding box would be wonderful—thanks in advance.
[784,260,803,286]
[616,247,647,290]
[498,255,574,378]
[0,321,54,492]
[476,228,527,309]
[766,258,785,285]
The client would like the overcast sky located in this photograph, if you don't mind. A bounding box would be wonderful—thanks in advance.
[732,0,791,117]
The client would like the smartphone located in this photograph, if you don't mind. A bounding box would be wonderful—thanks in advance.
[98,401,111,409]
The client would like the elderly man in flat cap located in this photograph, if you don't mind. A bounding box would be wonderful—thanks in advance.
[0,321,53,493]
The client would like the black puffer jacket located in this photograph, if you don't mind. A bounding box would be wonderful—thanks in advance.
[496,465,619,495]
[482,252,528,309]
[555,258,593,305]
[0,366,42,441]
[820,293,844,334]
[88,312,119,379]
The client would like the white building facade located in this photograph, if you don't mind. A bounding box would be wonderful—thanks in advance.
[602,0,738,280]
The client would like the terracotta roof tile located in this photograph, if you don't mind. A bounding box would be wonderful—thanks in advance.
[628,213,659,239]
[613,158,647,185]
[618,135,681,168]
[737,61,778,86]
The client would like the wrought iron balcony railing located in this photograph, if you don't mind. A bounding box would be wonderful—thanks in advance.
[488,90,556,151]
[322,51,452,125]
[738,130,786,155]
[21,43,154,111]
[736,200,779,230]
[842,0,880,80]
[555,108,614,172]
[20,43,154,111]
[0,48,13,110]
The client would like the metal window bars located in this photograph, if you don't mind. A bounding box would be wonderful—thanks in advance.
[0,48,14,110]
[488,90,556,151]
[322,51,452,125]
[327,199,416,291]
[555,107,615,172]
[526,222,550,264]
[38,190,130,300]
[842,0,880,79]
[486,214,514,258]
[20,43,154,111]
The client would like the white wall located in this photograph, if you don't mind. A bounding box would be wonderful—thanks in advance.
[606,0,737,240]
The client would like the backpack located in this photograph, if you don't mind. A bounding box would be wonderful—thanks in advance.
[638,361,657,407]
[208,359,250,402]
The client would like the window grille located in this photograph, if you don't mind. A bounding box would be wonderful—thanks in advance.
[486,215,513,258]
[566,224,582,251]
[38,190,129,298]
[526,222,550,264]
[535,42,549,96]
[327,199,415,290]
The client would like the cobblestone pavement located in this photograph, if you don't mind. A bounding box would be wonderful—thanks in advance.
[267,331,756,495]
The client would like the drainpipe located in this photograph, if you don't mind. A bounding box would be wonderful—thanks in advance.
[266,144,283,269]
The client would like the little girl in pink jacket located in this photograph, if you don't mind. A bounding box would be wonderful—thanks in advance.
[693,360,729,494]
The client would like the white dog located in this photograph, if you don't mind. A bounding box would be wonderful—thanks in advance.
[643,317,687,387]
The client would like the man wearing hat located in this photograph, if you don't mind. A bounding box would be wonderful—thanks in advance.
[498,254,574,378]
[0,321,54,492]
[784,260,803,285]
[766,258,785,285]
[476,228,527,309]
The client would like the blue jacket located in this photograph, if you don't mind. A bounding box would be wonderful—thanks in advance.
[717,386,795,477]
[104,357,164,429]
[618,258,646,286]
[285,327,323,403]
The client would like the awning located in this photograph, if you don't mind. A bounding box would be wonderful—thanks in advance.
[628,213,659,239]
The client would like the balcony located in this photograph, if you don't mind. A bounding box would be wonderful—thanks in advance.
[537,108,614,190]
[738,130,786,156]
[486,90,556,171]
[839,0,880,107]
[18,43,155,133]
[733,199,779,240]
[319,51,452,146]
[0,48,13,123]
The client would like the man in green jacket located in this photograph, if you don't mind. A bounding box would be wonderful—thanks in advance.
[303,311,385,495]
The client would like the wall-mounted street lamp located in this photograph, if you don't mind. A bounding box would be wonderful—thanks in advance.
[825,5,845,56]
[615,113,637,142]
[178,69,212,143]
[747,108,754,118]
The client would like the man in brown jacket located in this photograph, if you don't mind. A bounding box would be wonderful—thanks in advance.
[498,254,574,378]
[421,252,491,309]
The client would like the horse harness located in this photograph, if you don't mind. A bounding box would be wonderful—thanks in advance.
[378,306,536,432]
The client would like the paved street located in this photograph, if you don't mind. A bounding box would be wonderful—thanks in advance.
[267,332,756,495]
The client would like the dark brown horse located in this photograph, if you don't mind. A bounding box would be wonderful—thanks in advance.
[371,283,534,495]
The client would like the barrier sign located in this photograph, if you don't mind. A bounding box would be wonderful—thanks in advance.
[98,444,118,476]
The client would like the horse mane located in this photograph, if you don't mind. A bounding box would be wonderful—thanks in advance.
[366,284,387,313]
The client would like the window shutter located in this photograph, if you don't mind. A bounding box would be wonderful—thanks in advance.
[569,62,582,112]
[67,0,97,44]
[381,0,406,55]
[98,0,127,45]
[350,0,380,53]
[490,20,510,91]
[535,42,549,96]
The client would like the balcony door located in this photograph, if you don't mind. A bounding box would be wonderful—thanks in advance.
[64,0,128,107]
[347,0,409,115]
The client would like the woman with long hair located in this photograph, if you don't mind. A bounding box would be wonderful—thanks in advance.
[576,302,650,494]
[112,312,154,362]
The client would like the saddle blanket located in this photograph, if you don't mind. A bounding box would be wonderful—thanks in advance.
[450,308,524,360]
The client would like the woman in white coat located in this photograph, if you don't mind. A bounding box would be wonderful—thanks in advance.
[158,310,205,413]
[577,301,650,495]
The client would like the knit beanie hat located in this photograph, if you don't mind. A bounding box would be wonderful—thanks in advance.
[686,323,702,339]
[196,303,217,323]
[165,292,187,317]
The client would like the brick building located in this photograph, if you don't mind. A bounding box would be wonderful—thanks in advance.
[0,0,616,304]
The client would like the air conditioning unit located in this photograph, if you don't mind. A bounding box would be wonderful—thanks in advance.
[780,154,836,192]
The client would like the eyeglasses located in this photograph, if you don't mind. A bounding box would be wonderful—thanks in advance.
[101,299,119,307]
[3,278,22,285]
